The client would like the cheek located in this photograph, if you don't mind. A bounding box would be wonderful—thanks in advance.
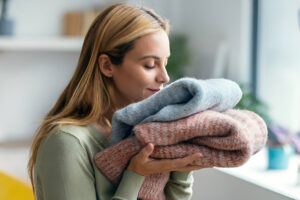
[125,73,155,100]
[135,71,153,85]
[120,65,152,85]
[113,68,150,95]
[125,72,152,96]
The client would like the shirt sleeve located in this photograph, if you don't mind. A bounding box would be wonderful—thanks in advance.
[34,131,145,200]
[35,131,97,200]
[164,171,194,200]
[112,170,145,200]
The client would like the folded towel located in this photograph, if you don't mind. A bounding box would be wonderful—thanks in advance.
[108,78,242,146]
[94,109,268,200]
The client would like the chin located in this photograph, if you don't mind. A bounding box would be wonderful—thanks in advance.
[137,95,150,101]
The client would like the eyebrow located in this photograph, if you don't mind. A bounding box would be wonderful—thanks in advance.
[138,55,170,61]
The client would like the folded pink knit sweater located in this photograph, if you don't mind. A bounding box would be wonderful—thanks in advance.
[94,109,268,200]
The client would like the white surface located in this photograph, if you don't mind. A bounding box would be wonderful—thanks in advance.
[0,37,83,51]
[193,168,294,200]
[217,148,300,200]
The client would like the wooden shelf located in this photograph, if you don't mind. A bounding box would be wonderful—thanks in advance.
[0,37,84,52]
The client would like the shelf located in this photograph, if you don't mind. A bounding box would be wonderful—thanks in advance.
[0,37,84,52]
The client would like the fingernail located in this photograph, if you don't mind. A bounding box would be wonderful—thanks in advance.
[197,153,203,157]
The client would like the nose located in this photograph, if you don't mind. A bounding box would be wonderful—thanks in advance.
[156,66,170,84]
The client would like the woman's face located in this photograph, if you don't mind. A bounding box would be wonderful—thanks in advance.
[110,30,170,107]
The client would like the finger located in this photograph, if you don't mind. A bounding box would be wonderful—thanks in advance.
[176,153,203,167]
[176,165,209,172]
[190,153,203,160]
[138,143,154,160]
[153,153,202,171]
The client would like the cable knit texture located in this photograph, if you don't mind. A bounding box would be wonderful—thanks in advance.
[108,77,242,146]
[94,109,268,200]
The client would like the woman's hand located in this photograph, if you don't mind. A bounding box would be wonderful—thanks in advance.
[127,143,204,176]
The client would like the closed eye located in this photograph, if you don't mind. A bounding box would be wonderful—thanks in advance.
[144,65,155,69]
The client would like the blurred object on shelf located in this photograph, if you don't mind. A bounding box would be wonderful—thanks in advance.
[0,171,34,200]
[0,0,14,35]
[295,131,300,153]
[63,9,98,37]
[267,144,295,170]
[268,125,300,154]
[267,125,300,170]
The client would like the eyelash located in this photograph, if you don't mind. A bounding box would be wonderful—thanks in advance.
[144,65,155,69]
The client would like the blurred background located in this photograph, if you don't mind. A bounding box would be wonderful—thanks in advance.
[0,0,299,199]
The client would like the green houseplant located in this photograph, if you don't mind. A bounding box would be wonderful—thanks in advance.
[167,34,190,81]
[234,84,271,124]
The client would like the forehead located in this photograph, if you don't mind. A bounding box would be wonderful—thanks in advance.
[127,30,170,59]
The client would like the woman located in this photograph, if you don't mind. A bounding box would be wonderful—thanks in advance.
[28,3,203,200]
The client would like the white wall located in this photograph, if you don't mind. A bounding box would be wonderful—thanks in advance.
[258,0,300,131]
[131,0,252,82]
[0,52,78,141]
[177,0,251,82]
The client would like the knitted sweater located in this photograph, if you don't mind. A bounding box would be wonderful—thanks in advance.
[108,78,242,146]
[94,109,268,200]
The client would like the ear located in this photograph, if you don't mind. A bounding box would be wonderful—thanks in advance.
[98,54,114,78]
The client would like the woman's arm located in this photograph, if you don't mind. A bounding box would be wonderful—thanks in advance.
[127,143,203,175]
[34,131,97,200]
[127,143,208,200]
[164,171,194,200]
[34,131,145,200]
[112,170,145,200]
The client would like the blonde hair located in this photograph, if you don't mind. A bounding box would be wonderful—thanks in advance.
[28,3,169,193]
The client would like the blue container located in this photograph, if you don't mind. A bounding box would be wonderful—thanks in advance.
[267,145,294,170]
[0,19,14,35]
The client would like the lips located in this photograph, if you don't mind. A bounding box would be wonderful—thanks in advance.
[147,88,160,93]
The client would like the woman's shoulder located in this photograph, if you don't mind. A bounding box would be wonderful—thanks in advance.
[35,124,107,171]
[40,124,107,155]
[38,125,88,154]
[34,126,97,186]
[56,124,94,144]
[47,125,91,145]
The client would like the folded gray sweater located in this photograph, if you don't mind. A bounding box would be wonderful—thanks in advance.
[108,77,242,146]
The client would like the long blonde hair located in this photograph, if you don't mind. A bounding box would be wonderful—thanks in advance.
[28,3,169,192]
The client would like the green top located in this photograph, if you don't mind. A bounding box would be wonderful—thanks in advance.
[34,124,194,200]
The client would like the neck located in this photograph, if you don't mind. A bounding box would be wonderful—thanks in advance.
[104,109,114,125]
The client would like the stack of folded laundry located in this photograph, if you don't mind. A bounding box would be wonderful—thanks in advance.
[94,77,268,200]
